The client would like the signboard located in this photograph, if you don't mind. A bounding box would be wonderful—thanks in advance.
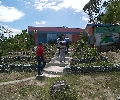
[96,26,119,33]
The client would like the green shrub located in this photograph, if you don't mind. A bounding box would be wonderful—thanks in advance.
[49,81,78,100]
[0,50,2,57]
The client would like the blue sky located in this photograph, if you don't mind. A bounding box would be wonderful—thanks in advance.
[0,0,90,37]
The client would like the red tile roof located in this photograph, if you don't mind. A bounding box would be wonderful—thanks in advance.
[28,26,85,32]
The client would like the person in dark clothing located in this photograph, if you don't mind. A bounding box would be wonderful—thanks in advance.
[57,36,62,55]
[59,40,66,63]
[64,36,69,54]
[36,42,46,75]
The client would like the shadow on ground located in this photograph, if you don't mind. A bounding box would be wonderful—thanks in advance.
[35,75,46,81]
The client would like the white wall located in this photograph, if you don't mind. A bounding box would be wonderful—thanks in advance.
[95,33,119,46]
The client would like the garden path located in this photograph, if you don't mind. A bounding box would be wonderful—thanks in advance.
[0,48,71,85]
[42,48,71,77]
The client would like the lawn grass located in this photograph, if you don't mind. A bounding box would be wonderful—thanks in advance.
[0,71,120,100]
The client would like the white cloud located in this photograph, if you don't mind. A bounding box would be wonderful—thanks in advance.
[34,0,90,12]
[82,16,89,22]
[24,1,31,5]
[81,11,87,15]
[0,2,25,22]
[35,21,41,25]
[0,25,22,38]
[81,11,89,22]
[40,21,46,24]
[10,28,22,36]
[35,21,46,25]
[23,1,31,8]
[4,29,22,38]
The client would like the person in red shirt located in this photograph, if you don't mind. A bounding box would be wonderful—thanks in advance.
[36,42,46,75]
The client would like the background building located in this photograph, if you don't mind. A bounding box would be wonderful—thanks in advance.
[85,24,120,47]
[28,26,84,45]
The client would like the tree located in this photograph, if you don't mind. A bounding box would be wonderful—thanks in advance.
[13,30,34,51]
[0,29,34,56]
[83,0,120,24]
[0,25,13,41]
[83,0,108,24]
[101,0,120,24]
[0,25,5,41]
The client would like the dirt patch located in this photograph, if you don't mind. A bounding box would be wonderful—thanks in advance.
[80,75,95,88]
[101,50,120,63]
[78,74,119,100]
[27,78,47,86]
[0,72,37,83]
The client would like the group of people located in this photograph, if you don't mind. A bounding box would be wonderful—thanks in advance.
[36,36,70,76]
[57,36,70,63]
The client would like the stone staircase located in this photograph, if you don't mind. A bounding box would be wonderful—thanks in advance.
[41,48,72,77]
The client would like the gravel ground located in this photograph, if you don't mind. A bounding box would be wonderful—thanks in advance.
[100,49,120,63]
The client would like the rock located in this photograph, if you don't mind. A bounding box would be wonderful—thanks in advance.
[50,81,70,97]
[50,81,70,92]
[50,81,77,100]
[117,96,120,100]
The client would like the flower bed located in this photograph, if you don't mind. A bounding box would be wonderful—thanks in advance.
[0,44,57,73]
[66,64,120,74]
[67,34,120,74]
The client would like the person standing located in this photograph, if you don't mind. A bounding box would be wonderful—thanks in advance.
[64,36,69,54]
[36,42,46,75]
[59,40,66,63]
[57,36,61,55]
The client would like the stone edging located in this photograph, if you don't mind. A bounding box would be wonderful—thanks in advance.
[65,64,120,73]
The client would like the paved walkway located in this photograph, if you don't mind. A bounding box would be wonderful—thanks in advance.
[42,48,71,77]
[0,48,71,85]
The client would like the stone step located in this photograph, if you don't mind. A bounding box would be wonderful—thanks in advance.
[42,47,71,76]
[37,66,68,78]
[40,73,61,78]
[57,49,71,52]
[42,66,67,77]
[44,66,65,73]
[45,62,69,68]
[55,56,70,61]
[51,56,71,61]
[55,52,71,57]
[56,48,71,52]
[57,47,71,50]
